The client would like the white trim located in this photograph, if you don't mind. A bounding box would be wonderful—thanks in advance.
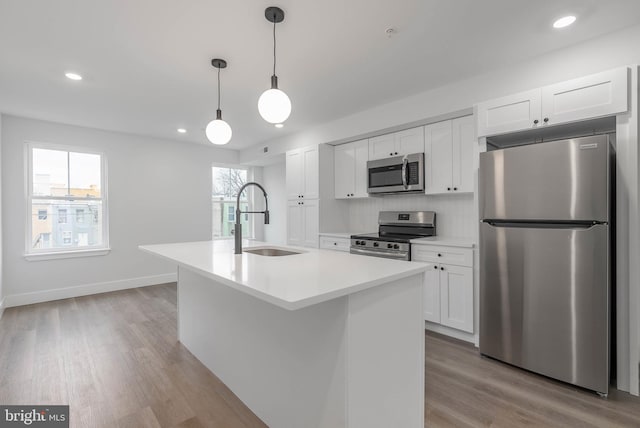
[24,247,111,261]
[4,272,177,308]
[0,298,5,320]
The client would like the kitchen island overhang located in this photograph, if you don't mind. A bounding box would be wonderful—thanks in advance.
[140,240,426,428]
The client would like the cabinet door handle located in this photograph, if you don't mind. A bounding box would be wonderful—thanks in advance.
[534,119,539,125]
[394,152,398,155]
[433,265,438,269]
[437,253,442,257]
[544,117,549,123]
[447,187,451,191]
[453,187,458,191]
[389,152,393,156]
[333,242,337,245]
[440,267,445,271]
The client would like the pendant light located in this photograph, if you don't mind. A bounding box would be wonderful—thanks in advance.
[206,58,232,145]
[258,6,291,124]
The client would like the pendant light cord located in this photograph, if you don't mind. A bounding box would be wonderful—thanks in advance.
[273,18,277,76]
[217,66,221,110]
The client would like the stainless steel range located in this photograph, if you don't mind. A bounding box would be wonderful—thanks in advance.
[350,211,436,261]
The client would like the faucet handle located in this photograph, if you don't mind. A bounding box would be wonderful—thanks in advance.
[264,210,270,225]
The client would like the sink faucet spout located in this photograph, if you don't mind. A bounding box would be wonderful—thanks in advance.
[234,182,269,254]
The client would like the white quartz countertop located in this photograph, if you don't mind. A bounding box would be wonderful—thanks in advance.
[139,240,426,311]
[410,237,475,248]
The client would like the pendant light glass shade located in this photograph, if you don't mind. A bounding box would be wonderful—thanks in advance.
[206,115,232,145]
[258,88,291,124]
[207,58,232,145]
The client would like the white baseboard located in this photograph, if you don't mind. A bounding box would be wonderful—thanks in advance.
[425,321,477,346]
[4,273,177,308]
[0,297,5,320]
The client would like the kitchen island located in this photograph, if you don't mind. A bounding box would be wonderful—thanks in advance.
[139,240,426,428]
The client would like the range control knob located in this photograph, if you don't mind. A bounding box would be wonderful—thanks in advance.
[393,244,399,249]
[373,242,379,247]
[387,243,393,249]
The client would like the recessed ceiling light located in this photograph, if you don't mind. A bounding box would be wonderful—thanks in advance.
[65,72,83,81]
[177,128,187,134]
[275,123,284,128]
[553,15,576,29]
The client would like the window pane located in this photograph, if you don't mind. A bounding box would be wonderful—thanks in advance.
[212,167,252,239]
[70,152,101,197]
[212,167,248,199]
[32,148,69,196]
[31,200,103,250]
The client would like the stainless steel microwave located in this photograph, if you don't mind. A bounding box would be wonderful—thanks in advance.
[367,153,425,194]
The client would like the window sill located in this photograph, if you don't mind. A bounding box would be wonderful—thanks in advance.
[24,248,111,261]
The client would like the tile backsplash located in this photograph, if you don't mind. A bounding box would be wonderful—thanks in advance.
[346,193,476,240]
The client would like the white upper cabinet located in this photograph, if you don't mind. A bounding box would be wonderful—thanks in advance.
[425,120,453,194]
[334,139,369,199]
[368,127,425,160]
[368,133,396,160]
[476,89,541,138]
[451,116,475,193]
[286,146,319,200]
[424,116,475,195]
[477,67,629,137]
[541,67,628,125]
[395,127,425,156]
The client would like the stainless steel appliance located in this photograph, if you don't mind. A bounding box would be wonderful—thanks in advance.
[479,134,613,395]
[367,153,424,194]
[350,211,436,260]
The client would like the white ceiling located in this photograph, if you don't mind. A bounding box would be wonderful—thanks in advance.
[1,0,640,150]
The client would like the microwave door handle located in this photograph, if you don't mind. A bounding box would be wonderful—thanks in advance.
[402,158,408,189]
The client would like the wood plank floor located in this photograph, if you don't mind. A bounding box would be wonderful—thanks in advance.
[0,283,638,427]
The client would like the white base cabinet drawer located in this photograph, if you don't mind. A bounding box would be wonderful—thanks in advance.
[412,245,473,267]
[319,236,350,252]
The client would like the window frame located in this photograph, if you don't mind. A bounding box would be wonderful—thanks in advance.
[211,163,255,240]
[24,142,110,260]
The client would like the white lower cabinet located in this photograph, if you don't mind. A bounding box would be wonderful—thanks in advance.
[422,262,441,323]
[414,243,474,334]
[319,235,350,252]
[287,200,319,248]
[439,264,473,332]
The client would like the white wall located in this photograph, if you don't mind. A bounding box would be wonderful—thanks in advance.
[262,161,287,244]
[1,115,238,305]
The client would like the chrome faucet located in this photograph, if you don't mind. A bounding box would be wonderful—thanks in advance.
[234,182,270,254]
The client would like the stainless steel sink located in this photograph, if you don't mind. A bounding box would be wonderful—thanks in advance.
[243,247,302,257]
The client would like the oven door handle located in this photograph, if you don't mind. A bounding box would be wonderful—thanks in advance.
[350,247,409,260]
[401,157,408,189]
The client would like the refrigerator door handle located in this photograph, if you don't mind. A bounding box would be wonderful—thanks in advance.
[481,219,606,229]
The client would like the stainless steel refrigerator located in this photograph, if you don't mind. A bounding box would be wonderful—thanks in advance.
[479,134,612,395]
